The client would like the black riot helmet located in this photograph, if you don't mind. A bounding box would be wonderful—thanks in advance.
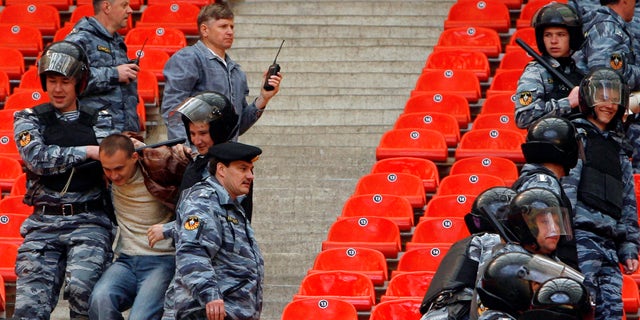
[38,41,89,95]
[176,91,239,144]
[578,67,629,126]
[520,277,594,320]
[505,188,572,252]
[532,3,584,56]
[464,186,516,234]
[521,117,578,173]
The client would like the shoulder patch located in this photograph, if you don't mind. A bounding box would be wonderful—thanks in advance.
[18,130,31,147]
[184,215,200,231]
[97,45,111,54]
[518,91,533,106]
[536,174,549,182]
[610,53,623,70]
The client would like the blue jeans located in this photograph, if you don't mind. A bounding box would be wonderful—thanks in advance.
[89,254,175,320]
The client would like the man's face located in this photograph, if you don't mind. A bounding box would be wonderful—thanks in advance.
[100,149,138,186]
[217,160,254,199]
[46,74,77,113]
[533,213,560,255]
[200,18,234,54]
[543,26,571,58]
[104,0,132,31]
[591,87,621,128]
[189,122,214,155]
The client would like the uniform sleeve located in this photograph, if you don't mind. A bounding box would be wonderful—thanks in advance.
[514,63,572,129]
[617,157,640,261]
[174,189,223,305]
[65,31,120,94]
[13,110,88,175]
[238,84,261,137]
[161,50,201,139]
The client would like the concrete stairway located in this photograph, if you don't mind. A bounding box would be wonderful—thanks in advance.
[226,1,454,318]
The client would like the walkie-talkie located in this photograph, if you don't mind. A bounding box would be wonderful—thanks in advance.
[132,38,148,65]
[263,40,284,91]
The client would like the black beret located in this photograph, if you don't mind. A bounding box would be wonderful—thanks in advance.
[208,141,262,163]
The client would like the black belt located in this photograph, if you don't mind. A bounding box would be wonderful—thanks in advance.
[36,200,103,216]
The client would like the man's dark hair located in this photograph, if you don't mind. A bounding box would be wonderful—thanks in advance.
[197,3,234,28]
[100,134,135,158]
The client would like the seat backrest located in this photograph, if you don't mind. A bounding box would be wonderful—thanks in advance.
[0,156,23,181]
[0,48,25,80]
[137,69,159,105]
[480,93,517,115]
[137,3,201,35]
[449,156,519,185]
[53,24,74,42]
[281,297,358,320]
[436,173,506,197]
[10,173,27,197]
[455,129,526,162]
[404,93,470,127]
[498,50,533,72]
[472,113,527,136]
[396,246,450,274]
[486,69,522,97]
[409,217,471,246]
[435,27,502,57]
[0,196,33,215]
[295,271,376,310]
[423,194,477,219]
[0,4,61,36]
[444,0,511,32]
[0,71,9,103]
[623,274,640,313]
[127,48,170,81]
[5,0,71,10]
[311,247,388,280]
[147,0,211,6]
[414,69,481,102]
[0,24,43,56]
[376,128,448,163]
[394,112,460,147]
[424,49,490,81]
[14,67,41,93]
[0,110,16,131]
[325,216,401,246]
[0,130,20,160]
[125,27,187,55]
[371,157,440,192]
[370,299,423,320]
[0,213,28,239]
[382,271,434,301]
[353,172,427,208]
[516,0,568,29]
[341,194,414,231]
[5,90,50,110]
[0,242,19,281]
[506,27,538,54]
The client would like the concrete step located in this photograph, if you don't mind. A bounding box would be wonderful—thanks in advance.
[234,1,453,16]
[235,23,444,40]
[235,14,445,27]
[233,37,437,50]
[245,70,418,89]
[238,59,426,74]
[248,108,403,126]
[231,44,433,62]
[245,94,412,110]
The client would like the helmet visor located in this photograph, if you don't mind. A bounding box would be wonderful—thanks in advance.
[525,254,584,283]
[525,206,572,240]
[583,79,623,107]
[39,52,84,80]
[176,97,222,123]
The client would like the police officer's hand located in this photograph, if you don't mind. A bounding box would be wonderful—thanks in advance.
[116,63,140,84]
[623,258,639,274]
[147,224,165,248]
[568,86,580,108]
[205,299,225,320]
[258,71,282,101]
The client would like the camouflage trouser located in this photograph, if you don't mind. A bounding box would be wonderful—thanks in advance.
[575,230,622,320]
[12,215,112,320]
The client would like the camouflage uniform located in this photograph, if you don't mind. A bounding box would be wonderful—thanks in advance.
[12,103,117,320]
[564,117,640,320]
[161,40,263,140]
[514,58,583,129]
[65,17,140,132]
[477,309,516,320]
[168,176,264,320]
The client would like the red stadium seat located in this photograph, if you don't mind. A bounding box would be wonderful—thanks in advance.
[516,0,568,29]
[486,69,521,98]
[444,0,511,32]
[53,24,74,41]
[137,3,201,36]
[67,5,132,35]
[371,157,440,193]
[0,156,23,192]
[146,0,212,6]
[281,297,358,320]
[127,48,170,82]
[309,247,388,285]
[0,241,19,281]
[370,299,422,320]
[322,216,401,258]
[480,93,517,115]
[497,0,523,9]
[623,274,640,314]
[392,246,450,278]
[293,271,376,311]
[13,67,41,94]
[0,274,4,312]
[0,4,60,36]
[0,109,16,131]
[0,48,25,80]
[4,90,50,110]
[434,27,502,58]
[137,94,146,132]
[76,0,141,10]
[0,130,21,162]
[0,196,33,215]
[404,93,471,128]
[505,27,539,54]
[449,156,519,185]
[340,194,415,231]
[424,49,490,82]
[472,113,527,137]
[414,69,481,103]
[380,271,434,302]
[455,129,526,162]
[0,24,43,57]
[436,173,506,197]
[137,69,159,105]
[422,194,477,220]
[0,213,27,243]
[125,27,187,56]
[405,217,471,251]
[353,172,427,209]
[9,173,26,197]
[498,50,533,73]
[376,128,449,163]
[5,0,71,10]
[0,71,9,103]
[394,112,460,147]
